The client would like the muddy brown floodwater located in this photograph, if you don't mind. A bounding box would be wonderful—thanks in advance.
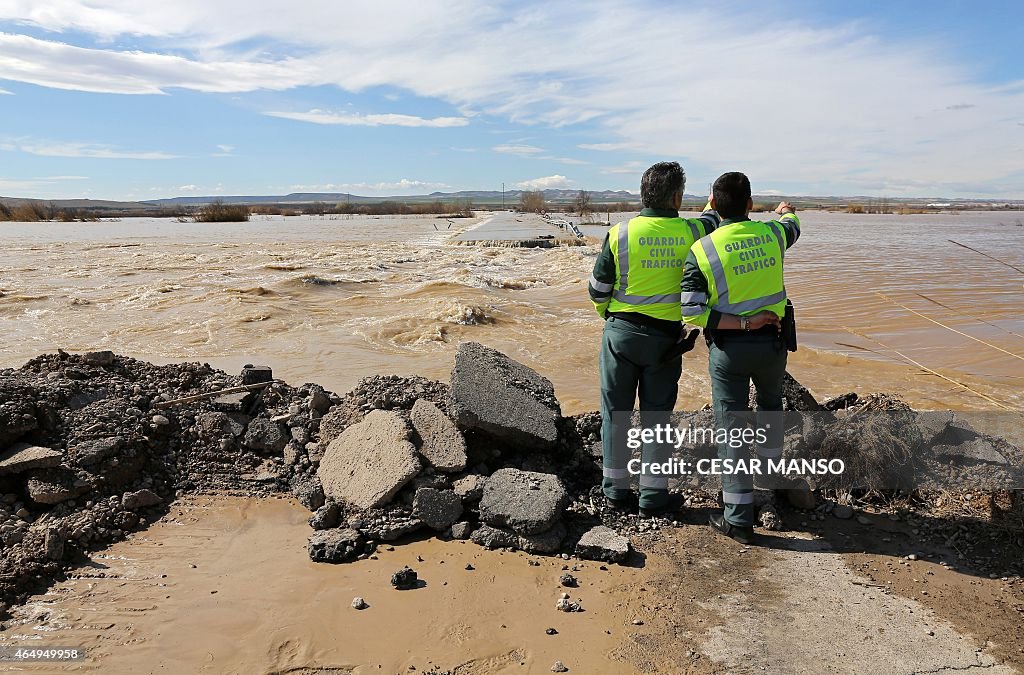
[2,211,1022,413]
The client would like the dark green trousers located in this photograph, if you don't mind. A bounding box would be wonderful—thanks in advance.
[709,334,787,527]
[599,316,681,510]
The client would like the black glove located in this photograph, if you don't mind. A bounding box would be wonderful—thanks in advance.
[660,328,701,363]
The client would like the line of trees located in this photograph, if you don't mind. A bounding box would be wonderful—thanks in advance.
[519,190,639,215]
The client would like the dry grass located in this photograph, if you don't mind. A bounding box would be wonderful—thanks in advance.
[0,200,98,222]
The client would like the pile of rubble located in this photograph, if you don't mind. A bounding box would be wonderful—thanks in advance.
[2,341,1022,616]
[0,344,634,614]
[302,342,626,563]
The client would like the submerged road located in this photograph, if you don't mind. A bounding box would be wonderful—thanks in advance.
[455,211,569,243]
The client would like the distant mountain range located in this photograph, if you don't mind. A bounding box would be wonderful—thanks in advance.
[142,189,649,207]
[1,190,1019,213]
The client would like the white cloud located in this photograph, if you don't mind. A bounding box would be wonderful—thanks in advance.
[0,33,315,94]
[515,174,574,190]
[287,179,451,195]
[17,141,177,160]
[493,144,588,165]
[493,144,544,156]
[178,184,201,192]
[212,144,234,156]
[548,156,589,166]
[266,109,469,128]
[578,143,634,151]
[0,87,12,95]
[0,2,1022,195]
[601,161,647,175]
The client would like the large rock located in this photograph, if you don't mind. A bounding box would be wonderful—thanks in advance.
[471,522,566,554]
[450,342,560,449]
[576,525,631,564]
[243,418,288,453]
[453,474,488,502]
[412,487,463,531]
[308,528,365,563]
[73,437,121,466]
[411,399,467,472]
[0,443,62,475]
[316,410,421,510]
[122,489,162,510]
[290,472,325,511]
[196,412,245,439]
[27,469,92,505]
[309,503,341,530]
[478,468,569,535]
[82,350,115,367]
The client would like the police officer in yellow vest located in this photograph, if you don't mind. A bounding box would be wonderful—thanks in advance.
[588,162,721,517]
[681,171,800,544]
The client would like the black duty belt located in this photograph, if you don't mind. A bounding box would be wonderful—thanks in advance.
[607,312,680,336]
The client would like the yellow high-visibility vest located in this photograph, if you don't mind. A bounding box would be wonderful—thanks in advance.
[605,215,709,321]
[691,219,788,317]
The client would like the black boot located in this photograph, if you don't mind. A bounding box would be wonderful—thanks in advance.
[639,492,684,519]
[708,512,755,545]
[604,493,639,512]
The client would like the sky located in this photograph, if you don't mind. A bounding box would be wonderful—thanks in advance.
[0,0,1022,201]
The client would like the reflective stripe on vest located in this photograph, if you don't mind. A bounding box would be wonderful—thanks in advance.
[696,220,787,316]
[589,274,613,295]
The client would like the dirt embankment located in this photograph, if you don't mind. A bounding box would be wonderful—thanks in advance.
[1,346,1022,672]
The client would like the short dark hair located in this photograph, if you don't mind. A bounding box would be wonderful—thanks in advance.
[712,172,752,220]
[640,162,685,209]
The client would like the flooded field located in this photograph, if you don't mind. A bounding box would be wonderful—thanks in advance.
[2,210,1022,413]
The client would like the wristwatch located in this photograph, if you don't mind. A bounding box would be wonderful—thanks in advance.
[741,316,750,331]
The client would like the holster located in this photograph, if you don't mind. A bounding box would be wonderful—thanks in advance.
[782,300,798,352]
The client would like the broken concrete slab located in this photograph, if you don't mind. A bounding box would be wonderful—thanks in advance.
[0,443,62,475]
[450,342,560,449]
[307,528,365,563]
[471,522,566,554]
[932,438,1008,466]
[353,506,424,541]
[411,399,467,472]
[478,468,569,535]
[411,487,463,531]
[575,525,631,564]
[27,468,92,505]
[317,410,421,510]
